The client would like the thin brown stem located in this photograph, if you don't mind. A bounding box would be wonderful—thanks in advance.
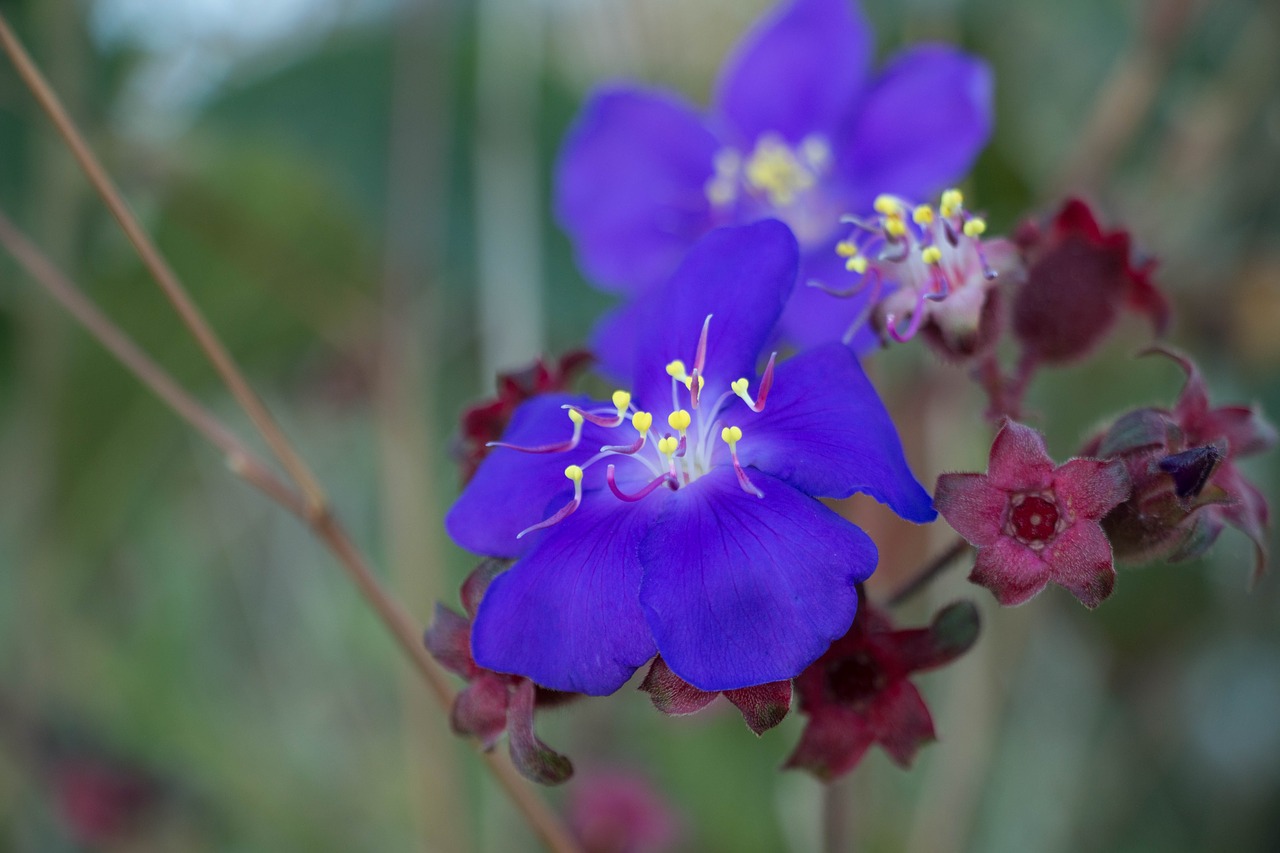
[887,537,972,608]
[0,207,306,518]
[0,11,327,515]
[822,777,853,853]
[0,209,582,853]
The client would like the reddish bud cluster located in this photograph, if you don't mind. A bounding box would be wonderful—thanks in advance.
[424,560,578,784]
[1083,348,1275,581]
[785,600,979,780]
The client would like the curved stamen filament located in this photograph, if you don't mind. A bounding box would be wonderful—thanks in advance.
[606,466,674,502]
[885,290,928,342]
[489,408,584,453]
[730,353,776,413]
[721,426,763,498]
[517,465,584,539]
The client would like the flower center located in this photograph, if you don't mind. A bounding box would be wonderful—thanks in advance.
[826,651,887,709]
[705,133,838,245]
[491,316,777,540]
[815,189,1000,345]
[1007,493,1061,548]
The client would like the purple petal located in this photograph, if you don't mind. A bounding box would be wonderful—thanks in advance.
[713,0,872,144]
[631,220,798,408]
[470,495,661,695]
[777,246,883,350]
[589,298,646,386]
[639,468,875,691]
[555,86,720,294]
[445,394,640,557]
[837,46,993,204]
[735,344,936,521]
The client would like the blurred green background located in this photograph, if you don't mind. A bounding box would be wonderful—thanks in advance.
[1,0,1278,850]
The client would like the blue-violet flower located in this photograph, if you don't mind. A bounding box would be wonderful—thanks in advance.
[555,0,993,376]
[446,221,936,695]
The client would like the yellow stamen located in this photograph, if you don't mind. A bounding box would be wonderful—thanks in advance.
[885,215,906,238]
[847,256,869,274]
[682,374,705,394]
[568,409,585,426]
[835,241,859,258]
[564,465,584,483]
[667,410,692,433]
[912,205,935,226]
[611,390,632,413]
[657,436,679,456]
[873,194,900,216]
[665,360,689,383]
[963,218,987,238]
[720,425,743,448]
[921,246,942,265]
[632,411,653,436]
[940,188,964,218]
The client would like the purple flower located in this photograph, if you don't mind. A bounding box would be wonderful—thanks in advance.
[556,0,992,374]
[446,221,935,695]
[934,420,1131,608]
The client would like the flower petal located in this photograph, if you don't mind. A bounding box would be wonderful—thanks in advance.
[837,46,993,204]
[470,496,661,695]
[969,537,1051,607]
[639,468,875,691]
[734,343,936,521]
[866,680,935,767]
[588,298,646,386]
[713,0,872,144]
[724,680,793,735]
[555,86,720,294]
[452,676,510,749]
[934,473,1008,546]
[986,420,1055,490]
[1043,522,1117,609]
[783,705,871,781]
[639,656,718,716]
[776,247,882,351]
[631,220,798,408]
[445,394,639,557]
[1054,457,1130,520]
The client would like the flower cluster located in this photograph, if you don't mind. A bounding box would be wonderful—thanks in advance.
[428,0,1274,796]
[555,0,992,374]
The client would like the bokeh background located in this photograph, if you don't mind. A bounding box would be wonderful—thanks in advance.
[1,0,1278,850]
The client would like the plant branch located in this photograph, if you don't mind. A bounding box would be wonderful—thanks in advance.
[887,537,972,607]
[0,207,582,853]
[0,11,327,515]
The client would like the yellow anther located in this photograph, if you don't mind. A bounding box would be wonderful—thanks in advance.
[912,205,935,226]
[667,410,692,432]
[940,188,964,217]
[564,465,584,482]
[847,256,869,274]
[743,134,815,208]
[632,411,653,436]
[873,194,900,215]
[921,246,943,265]
[665,360,689,381]
[963,218,987,238]
[731,378,750,397]
[657,436,679,456]
[612,390,632,412]
[682,374,705,394]
[836,241,859,258]
[720,425,743,446]
[568,409,585,426]
[885,216,907,238]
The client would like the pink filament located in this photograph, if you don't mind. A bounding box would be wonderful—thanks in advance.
[886,290,928,343]
[607,466,674,502]
[487,436,579,454]
[516,497,580,539]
